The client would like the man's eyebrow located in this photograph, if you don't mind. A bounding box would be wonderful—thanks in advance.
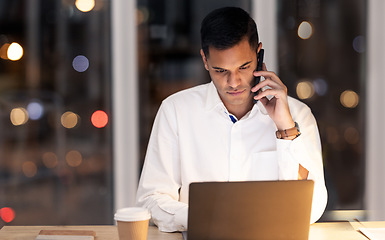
[212,61,253,70]
[212,66,225,70]
[240,61,253,67]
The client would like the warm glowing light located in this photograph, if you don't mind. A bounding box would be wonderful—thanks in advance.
[340,90,359,108]
[296,81,314,99]
[66,150,83,167]
[10,107,29,126]
[0,43,10,59]
[91,110,108,128]
[72,55,89,72]
[75,0,95,12]
[298,21,313,40]
[344,127,360,145]
[61,111,80,129]
[7,42,23,61]
[42,152,59,168]
[22,161,37,178]
[27,100,44,120]
[0,207,15,223]
[137,7,150,25]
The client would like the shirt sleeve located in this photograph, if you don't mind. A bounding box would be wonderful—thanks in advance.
[136,101,188,232]
[276,103,328,224]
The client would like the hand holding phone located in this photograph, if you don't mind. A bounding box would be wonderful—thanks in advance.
[253,48,264,103]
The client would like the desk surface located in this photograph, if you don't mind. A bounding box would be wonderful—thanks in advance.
[0,222,383,240]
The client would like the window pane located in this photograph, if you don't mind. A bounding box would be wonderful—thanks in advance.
[277,0,366,218]
[0,0,113,225]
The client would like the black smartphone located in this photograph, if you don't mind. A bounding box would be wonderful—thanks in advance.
[253,48,264,103]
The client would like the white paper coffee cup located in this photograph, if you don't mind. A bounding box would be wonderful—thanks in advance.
[114,207,151,240]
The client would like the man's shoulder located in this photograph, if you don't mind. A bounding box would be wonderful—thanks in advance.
[163,82,210,104]
[287,95,312,115]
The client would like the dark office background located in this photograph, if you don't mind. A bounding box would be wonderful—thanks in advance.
[0,0,366,226]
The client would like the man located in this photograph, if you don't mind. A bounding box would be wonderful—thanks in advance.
[136,7,327,232]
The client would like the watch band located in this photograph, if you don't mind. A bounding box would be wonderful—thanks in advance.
[276,122,301,139]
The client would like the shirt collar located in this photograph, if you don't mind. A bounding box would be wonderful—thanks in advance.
[204,81,224,111]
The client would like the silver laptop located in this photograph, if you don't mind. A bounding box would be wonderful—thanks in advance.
[187,180,314,240]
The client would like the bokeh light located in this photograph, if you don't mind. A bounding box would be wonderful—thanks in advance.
[75,0,95,12]
[10,107,29,126]
[66,150,83,167]
[353,35,365,53]
[91,110,108,128]
[0,43,10,59]
[137,7,150,25]
[340,90,359,108]
[27,100,44,120]
[344,127,360,145]
[313,78,328,96]
[0,207,15,223]
[22,161,37,178]
[298,21,313,40]
[7,42,23,61]
[296,81,314,99]
[72,55,89,72]
[61,111,80,129]
[42,152,59,169]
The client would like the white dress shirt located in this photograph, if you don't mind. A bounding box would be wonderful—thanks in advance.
[136,82,328,232]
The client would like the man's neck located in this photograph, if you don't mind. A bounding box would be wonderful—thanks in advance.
[225,100,254,120]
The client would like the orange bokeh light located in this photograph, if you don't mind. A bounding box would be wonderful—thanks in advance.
[91,110,108,128]
[1,207,15,223]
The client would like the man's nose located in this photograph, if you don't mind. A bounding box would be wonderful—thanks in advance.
[227,72,241,88]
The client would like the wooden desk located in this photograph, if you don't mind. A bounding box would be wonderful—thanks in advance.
[0,225,182,240]
[0,222,383,239]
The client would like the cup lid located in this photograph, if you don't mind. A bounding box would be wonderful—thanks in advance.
[114,207,151,222]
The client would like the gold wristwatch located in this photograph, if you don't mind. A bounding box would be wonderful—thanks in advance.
[276,122,301,139]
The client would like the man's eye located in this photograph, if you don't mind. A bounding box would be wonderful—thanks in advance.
[239,66,250,70]
[215,69,226,73]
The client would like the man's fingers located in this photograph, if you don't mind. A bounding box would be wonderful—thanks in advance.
[251,78,282,92]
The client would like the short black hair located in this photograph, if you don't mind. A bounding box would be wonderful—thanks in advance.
[200,7,259,57]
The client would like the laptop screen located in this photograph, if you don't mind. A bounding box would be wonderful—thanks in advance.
[187,180,314,240]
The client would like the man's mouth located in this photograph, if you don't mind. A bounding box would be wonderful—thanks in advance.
[227,89,246,96]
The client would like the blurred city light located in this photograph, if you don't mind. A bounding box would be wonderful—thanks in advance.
[296,81,314,99]
[72,55,89,72]
[10,107,29,126]
[340,90,359,108]
[75,0,95,12]
[344,127,360,145]
[91,110,108,128]
[353,35,365,53]
[42,152,59,169]
[7,42,23,61]
[0,43,10,59]
[22,161,37,178]
[313,78,328,96]
[27,100,44,120]
[0,207,15,223]
[66,150,83,167]
[137,7,150,25]
[298,21,313,40]
[61,111,80,129]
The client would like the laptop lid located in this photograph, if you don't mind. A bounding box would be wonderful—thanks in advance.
[187,180,314,240]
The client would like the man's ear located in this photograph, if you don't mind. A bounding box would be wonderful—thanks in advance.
[200,49,209,71]
[257,42,263,53]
